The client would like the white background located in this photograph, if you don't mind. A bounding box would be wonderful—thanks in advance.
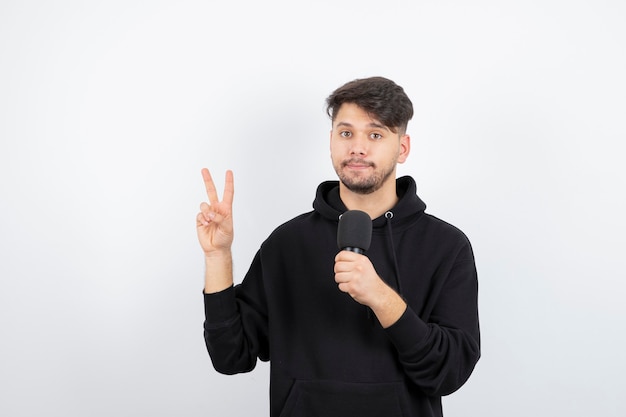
[1,0,625,416]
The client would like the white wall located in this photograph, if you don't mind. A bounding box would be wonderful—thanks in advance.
[1,1,625,416]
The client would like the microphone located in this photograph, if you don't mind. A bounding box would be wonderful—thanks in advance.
[337,210,372,254]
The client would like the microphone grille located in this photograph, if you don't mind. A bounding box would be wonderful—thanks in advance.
[337,210,372,251]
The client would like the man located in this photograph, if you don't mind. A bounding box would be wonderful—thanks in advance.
[197,77,480,416]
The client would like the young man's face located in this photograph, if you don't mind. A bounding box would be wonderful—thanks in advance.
[330,103,410,195]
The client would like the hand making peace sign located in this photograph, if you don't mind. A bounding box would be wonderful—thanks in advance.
[196,168,235,256]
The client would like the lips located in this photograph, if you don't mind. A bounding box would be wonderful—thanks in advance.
[342,159,374,169]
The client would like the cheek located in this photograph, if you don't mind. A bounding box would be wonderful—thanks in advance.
[330,150,343,168]
[329,140,344,158]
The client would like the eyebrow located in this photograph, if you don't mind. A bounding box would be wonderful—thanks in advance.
[335,121,389,131]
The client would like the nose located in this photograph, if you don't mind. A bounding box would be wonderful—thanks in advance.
[349,134,368,156]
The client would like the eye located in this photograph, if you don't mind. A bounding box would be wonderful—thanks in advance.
[339,131,352,138]
[370,132,383,140]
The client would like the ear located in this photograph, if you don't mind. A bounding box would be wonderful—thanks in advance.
[397,134,411,164]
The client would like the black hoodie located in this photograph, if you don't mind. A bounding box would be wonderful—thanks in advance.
[203,176,480,417]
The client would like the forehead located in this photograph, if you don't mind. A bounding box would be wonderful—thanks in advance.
[333,103,386,129]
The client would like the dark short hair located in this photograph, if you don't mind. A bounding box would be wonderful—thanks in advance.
[325,76,414,134]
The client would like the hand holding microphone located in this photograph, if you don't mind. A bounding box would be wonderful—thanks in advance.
[334,210,407,327]
[334,210,380,306]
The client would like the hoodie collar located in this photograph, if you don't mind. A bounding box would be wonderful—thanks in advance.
[312,176,427,228]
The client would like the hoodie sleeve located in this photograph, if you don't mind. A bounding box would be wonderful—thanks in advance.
[203,251,269,375]
[384,244,481,396]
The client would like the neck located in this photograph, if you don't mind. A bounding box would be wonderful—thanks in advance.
[339,181,398,220]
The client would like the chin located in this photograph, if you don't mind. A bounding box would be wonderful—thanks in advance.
[341,179,381,195]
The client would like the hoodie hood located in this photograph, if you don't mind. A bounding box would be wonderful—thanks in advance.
[312,175,427,229]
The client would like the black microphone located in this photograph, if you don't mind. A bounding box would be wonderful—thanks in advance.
[337,210,372,254]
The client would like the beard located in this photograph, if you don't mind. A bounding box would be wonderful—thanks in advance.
[334,157,397,195]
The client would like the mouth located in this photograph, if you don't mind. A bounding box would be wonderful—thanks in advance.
[342,159,374,170]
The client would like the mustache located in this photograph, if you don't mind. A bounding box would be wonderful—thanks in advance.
[341,158,375,168]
